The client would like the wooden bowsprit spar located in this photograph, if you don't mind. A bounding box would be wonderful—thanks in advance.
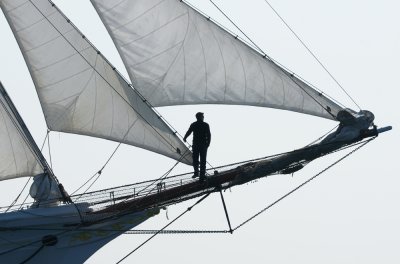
[88,124,390,219]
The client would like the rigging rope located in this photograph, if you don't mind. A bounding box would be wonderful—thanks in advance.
[1,137,369,212]
[207,0,337,119]
[0,226,229,235]
[34,1,190,161]
[18,245,44,264]
[0,89,47,172]
[261,0,362,110]
[116,192,211,264]
[233,136,375,231]
[123,123,345,204]
[47,130,53,169]
[6,130,50,211]
[122,136,376,237]
[209,0,269,58]
[27,2,198,202]
[306,124,339,147]
[0,138,376,261]
[71,142,122,197]
[5,178,31,213]
[0,221,85,258]
[107,137,374,261]
[125,147,192,202]
[0,238,42,257]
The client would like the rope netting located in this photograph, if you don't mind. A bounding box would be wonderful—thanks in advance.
[0,137,376,263]
[0,149,284,215]
[0,136,369,216]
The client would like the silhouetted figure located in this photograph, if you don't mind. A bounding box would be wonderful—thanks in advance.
[183,112,211,181]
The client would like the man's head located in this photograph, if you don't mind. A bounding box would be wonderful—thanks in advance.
[195,112,204,121]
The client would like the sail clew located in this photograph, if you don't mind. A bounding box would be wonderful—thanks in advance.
[0,0,192,165]
[91,0,343,119]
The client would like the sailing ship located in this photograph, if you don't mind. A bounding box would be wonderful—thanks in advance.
[0,0,392,263]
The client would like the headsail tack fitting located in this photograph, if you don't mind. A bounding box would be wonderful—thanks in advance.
[322,109,376,144]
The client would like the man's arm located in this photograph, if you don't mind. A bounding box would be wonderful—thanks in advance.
[183,124,193,142]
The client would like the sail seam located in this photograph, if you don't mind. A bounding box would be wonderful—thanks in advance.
[91,64,99,132]
[1,2,58,175]
[2,0,30,13]
[230,38,247,101]
[47,72,94,106]
[208,0,330,115]
[29,44,92,72]
[119,12,187,48]
[182,44,186,101]
[276,68,286,106]
[134,34,191,104]
[93,0,126,14]
[17,0,192,163]
[189,11,208,100]
[1,115,34,173]
[0,109,19,177]
[0,93,46,178]
[289,76,336,119]
[154,7,191,104]
[127,42,184,104]
[0,84,50,178]
[53,71,95,129]
[89,0,342,128]
[40,66,92,90]
[22,27,75,53]
[255,59,267,104]
[87,2,191,155]
[106,0,168,35]
[128,41,183,68]
[252,58,266,104]
[21,128,36,177]
[104,60,116,137]
[13,9,58,33]
[207,19,228,101]
[262,0,360,110]
[183,0,342,116]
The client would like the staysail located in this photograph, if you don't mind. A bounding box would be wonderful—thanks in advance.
[0,82,44,180]
[0,0,192,165]
[91,0,343,120]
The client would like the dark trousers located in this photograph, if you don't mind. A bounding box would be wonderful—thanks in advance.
[192,145,208,176]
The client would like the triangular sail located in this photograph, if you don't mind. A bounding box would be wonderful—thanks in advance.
[0,0,192,165]
[0,82,44,181]
[91,0,342,120]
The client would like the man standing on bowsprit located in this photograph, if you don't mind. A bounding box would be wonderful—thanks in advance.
[183,112,211,181]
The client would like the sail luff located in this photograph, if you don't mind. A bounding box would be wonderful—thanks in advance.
[0,84,45,169]
[0,82,45,181]
[91,0,343,120]
[1,0,192,165]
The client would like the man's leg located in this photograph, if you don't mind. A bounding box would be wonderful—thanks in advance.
[192,146,200,177]
[199,146,207,179]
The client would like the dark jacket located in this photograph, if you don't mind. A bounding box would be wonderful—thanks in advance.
[184,121,211,147]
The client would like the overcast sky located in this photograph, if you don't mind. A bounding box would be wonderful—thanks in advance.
[0,0,399,263]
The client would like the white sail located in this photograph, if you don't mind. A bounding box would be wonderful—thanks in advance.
[0,83,44,181]
[91,0,342,120]
[0,0,192,165]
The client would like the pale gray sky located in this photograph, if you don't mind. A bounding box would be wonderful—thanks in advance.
[0,0,399,263]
